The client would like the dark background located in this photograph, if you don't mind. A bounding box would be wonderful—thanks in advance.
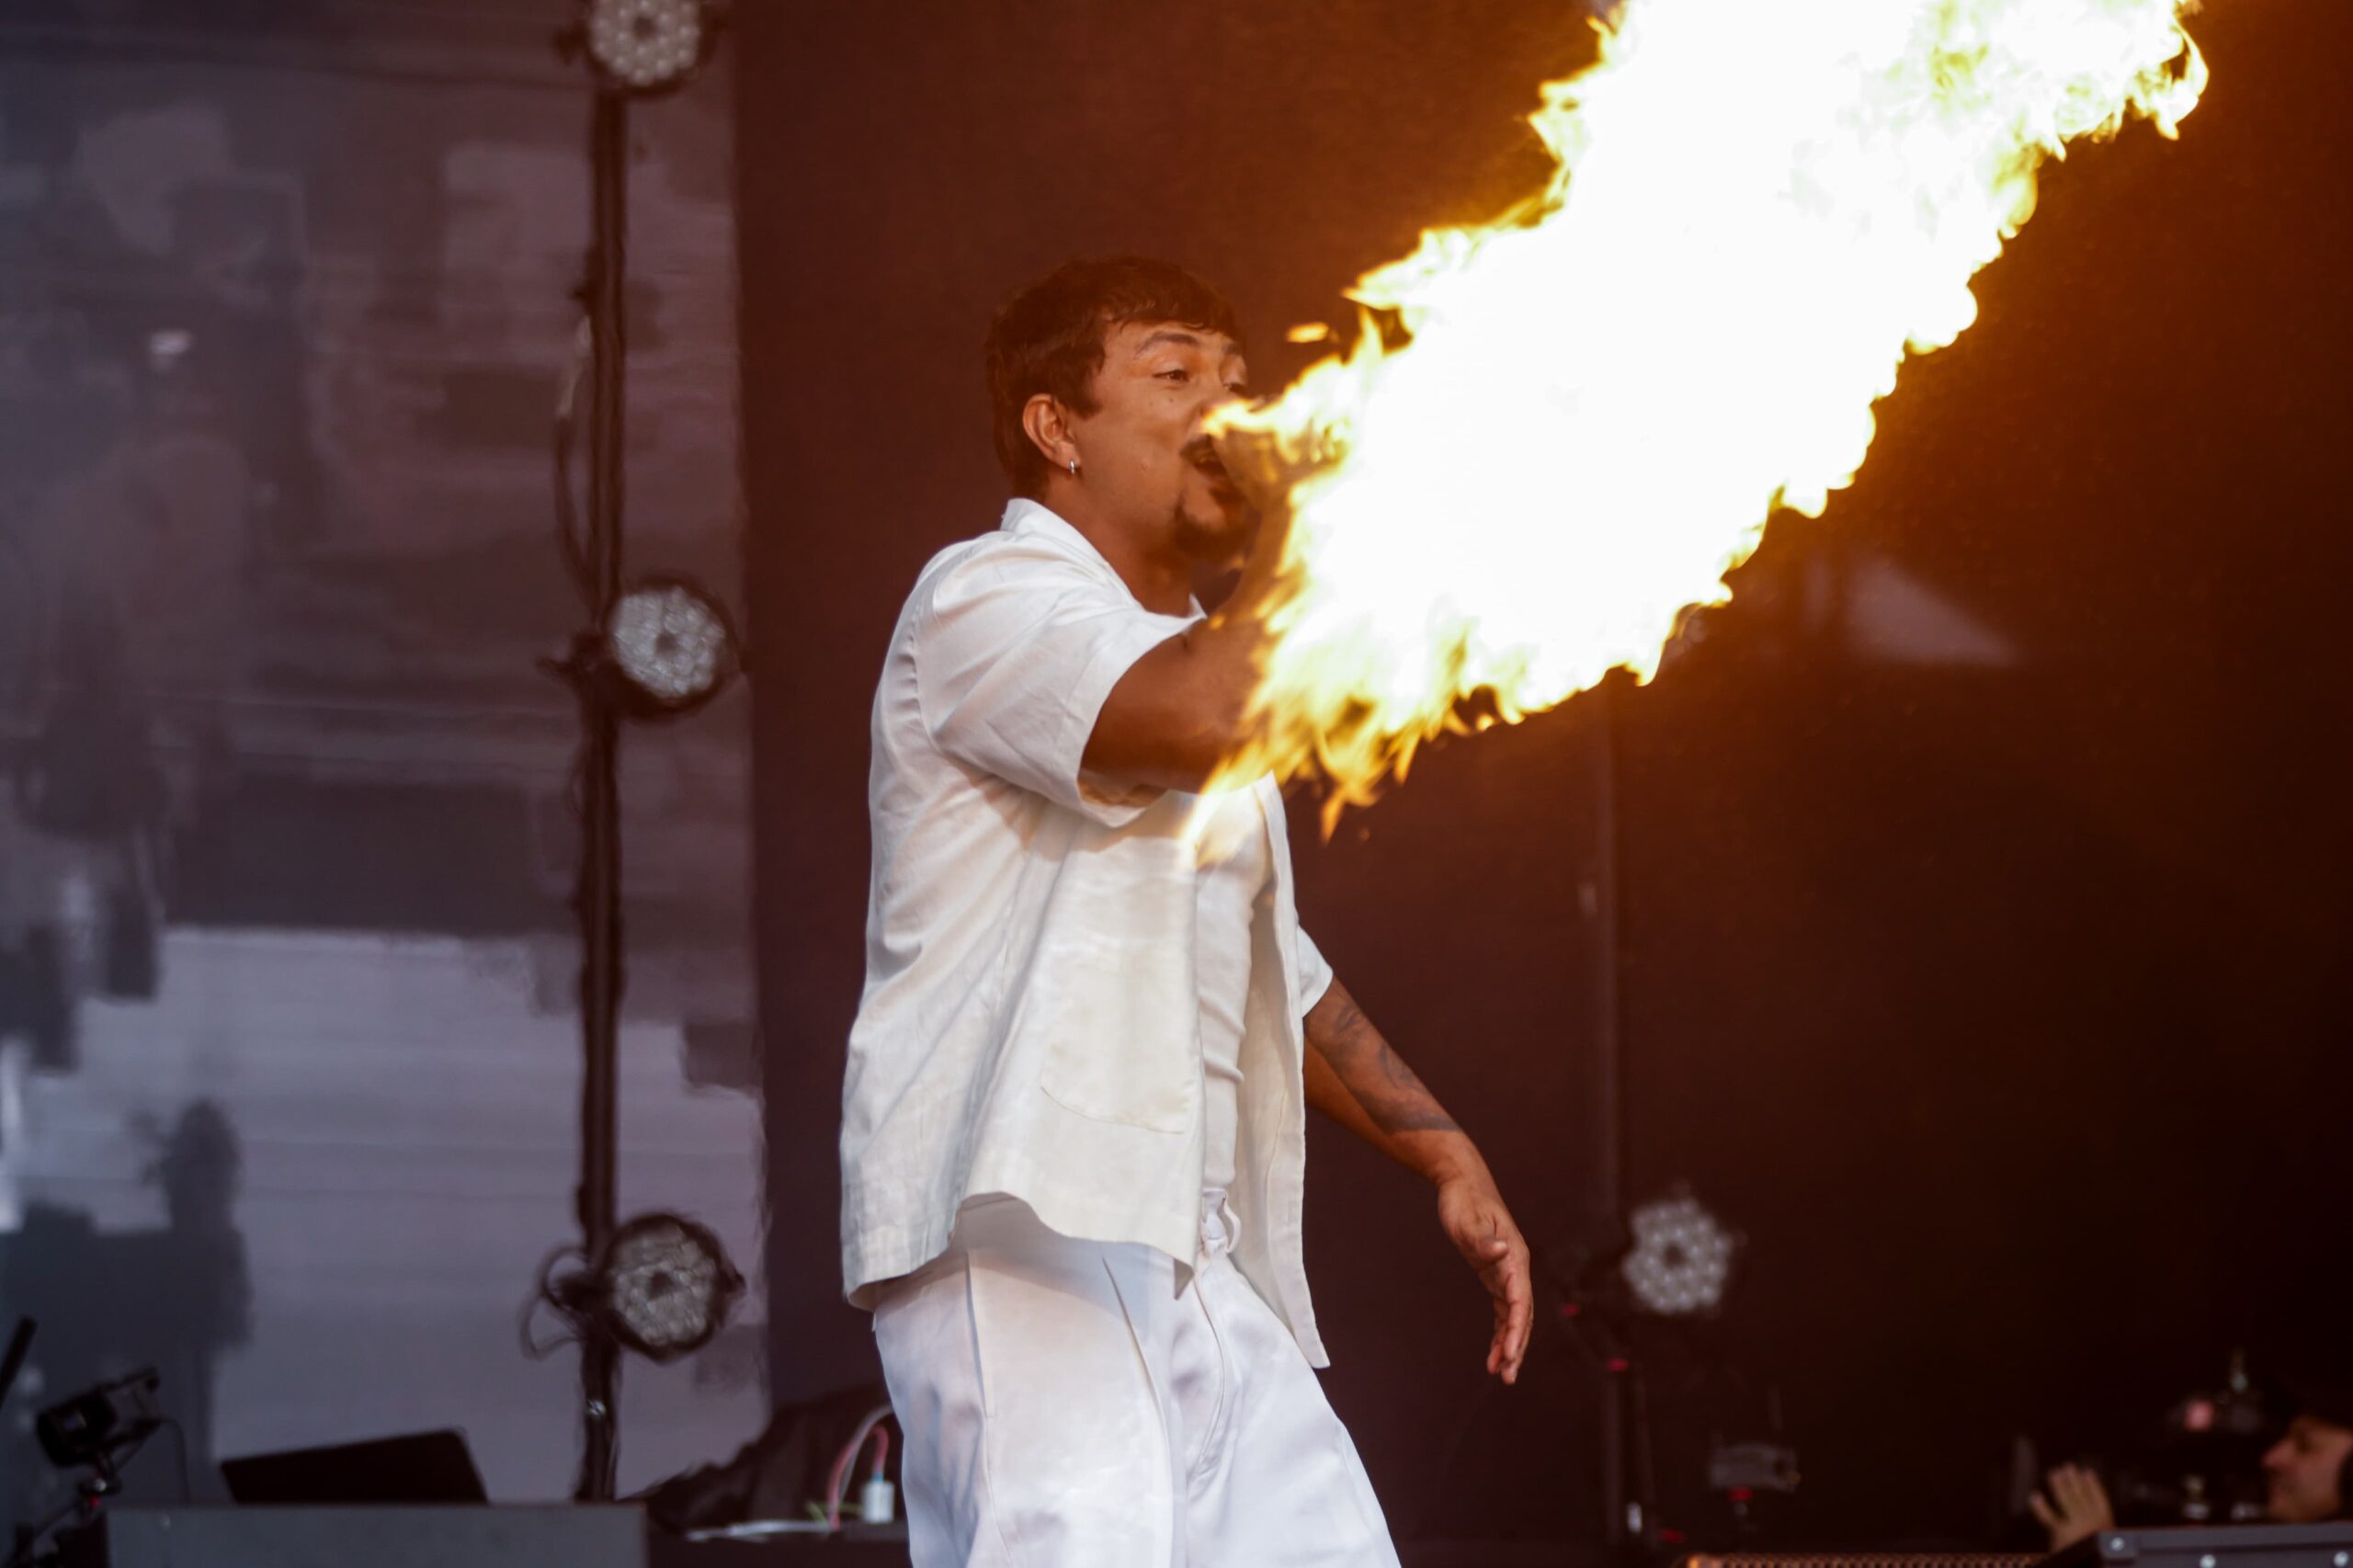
[736,0,2353,1549]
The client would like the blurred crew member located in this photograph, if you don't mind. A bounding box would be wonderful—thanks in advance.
[2260,1408,2351,1525]
[2035,1385,2353,1549]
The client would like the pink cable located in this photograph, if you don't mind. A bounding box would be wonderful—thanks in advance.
[824,1406,893,1530]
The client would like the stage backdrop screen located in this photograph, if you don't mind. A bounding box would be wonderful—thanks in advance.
[0,4,763,1507]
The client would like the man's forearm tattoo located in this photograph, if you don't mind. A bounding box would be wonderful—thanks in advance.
[1314,991,1461,1136]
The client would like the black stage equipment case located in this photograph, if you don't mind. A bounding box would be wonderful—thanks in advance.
[1689,1526,2353,1568]
[57,1504,647,1567]
[2050,1524,2353,1568]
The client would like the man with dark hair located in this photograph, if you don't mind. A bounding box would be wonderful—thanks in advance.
[2261,1407,2353,1525]
[2254,1349,2353,1527]
[840,256,1532,1565]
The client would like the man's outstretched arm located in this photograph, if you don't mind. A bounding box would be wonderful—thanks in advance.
[1302,978,1532,1383]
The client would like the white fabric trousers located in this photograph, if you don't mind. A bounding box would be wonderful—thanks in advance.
[871,1192,1400,1567]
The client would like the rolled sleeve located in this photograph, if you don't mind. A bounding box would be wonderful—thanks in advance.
[1295,926,1336,1014]
[914,542,1193,827]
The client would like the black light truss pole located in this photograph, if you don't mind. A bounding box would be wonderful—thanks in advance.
[1592,680,1625,1263]
[573,81,631,1505]
[1591,677,1645,1558]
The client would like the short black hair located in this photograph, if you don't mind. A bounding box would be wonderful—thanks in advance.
[983,256,1244,499]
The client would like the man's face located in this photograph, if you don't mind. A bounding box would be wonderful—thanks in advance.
[2262,1415,2351,1523]
[1069,319,1250,563]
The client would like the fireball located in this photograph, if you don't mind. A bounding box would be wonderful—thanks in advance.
[1213,0,2205,823]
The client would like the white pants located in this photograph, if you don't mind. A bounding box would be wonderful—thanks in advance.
[871,1192,1400,1567]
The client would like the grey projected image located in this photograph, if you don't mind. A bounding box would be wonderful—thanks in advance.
[0,1,763,1515]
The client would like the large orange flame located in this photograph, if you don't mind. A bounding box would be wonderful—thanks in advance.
[1212,0,2205,821]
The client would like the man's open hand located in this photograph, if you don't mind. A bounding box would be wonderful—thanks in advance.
[2029,1463,2115,1551]
[1437,1170,1532,1384]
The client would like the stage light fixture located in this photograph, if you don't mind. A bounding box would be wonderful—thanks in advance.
[580,0,711,94]
[35,1368,161,1473]
[604,575,739,717]
[548,0,722,1495]
[586,1211,744,1363]
[1621,1187,1736,1317]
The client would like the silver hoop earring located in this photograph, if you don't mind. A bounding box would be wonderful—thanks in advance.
[1066,458,1078,477]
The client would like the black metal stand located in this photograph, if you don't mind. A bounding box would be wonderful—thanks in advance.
[1544,1267,1659,1566]
[6,1449,126,1568]
[1589,679,1644,1559]
[570,83,632,1506]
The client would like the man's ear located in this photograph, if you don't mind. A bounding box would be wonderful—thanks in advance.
[1022,393,1078,473]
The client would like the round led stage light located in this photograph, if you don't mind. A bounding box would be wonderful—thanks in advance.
[590,1211,744,1362]
[1621,1187,1736,1317]
[604,575,738,717]
[582,0,710,94]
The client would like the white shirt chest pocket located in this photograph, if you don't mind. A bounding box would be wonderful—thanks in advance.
[1038,1026,1199,1133]
[1023,825,1201,1135]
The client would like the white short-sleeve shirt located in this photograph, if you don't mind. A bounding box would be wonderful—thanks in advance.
[841,499,1336,1363]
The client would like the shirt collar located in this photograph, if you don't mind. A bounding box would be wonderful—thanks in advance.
[997,498,1205,622]
[999,496,1091,550]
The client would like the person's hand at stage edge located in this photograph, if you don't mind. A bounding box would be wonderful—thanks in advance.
[2029,1462,2115,1551]
[1300,978,1534,1383]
